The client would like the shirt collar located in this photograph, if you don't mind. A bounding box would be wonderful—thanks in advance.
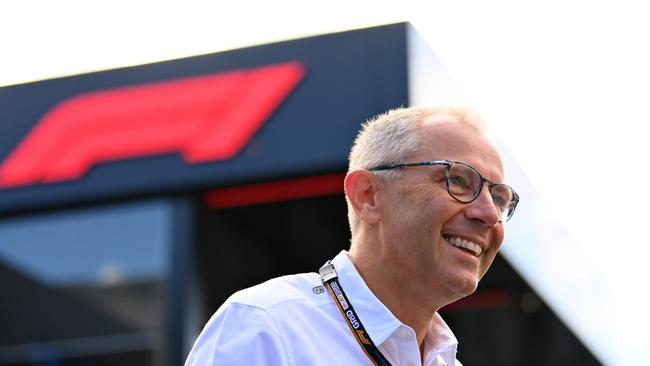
[330,250,402,345]
[423,312,459,365]
[330,250,459,361]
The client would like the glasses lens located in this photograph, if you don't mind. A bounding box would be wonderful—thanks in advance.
[447,163,481,202]
[490,184,516,221]
[447,162,518,221]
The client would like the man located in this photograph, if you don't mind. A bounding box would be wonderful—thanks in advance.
[185,106,519,365]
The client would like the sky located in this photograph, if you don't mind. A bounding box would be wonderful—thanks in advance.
[2,1,650,364]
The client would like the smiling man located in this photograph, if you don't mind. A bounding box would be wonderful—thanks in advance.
[185,106,519,366]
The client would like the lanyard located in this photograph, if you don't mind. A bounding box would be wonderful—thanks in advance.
[319,261,393,366]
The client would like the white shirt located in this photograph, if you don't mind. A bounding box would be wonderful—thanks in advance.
[185,251,462,366]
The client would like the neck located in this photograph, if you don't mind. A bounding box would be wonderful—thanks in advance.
[348,241,444,348]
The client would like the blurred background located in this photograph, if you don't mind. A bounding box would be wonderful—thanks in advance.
[1,1,649,365]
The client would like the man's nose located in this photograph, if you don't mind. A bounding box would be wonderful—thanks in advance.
[465,185,501,226]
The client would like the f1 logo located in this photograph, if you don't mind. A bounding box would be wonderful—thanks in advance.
[0,61,305,188]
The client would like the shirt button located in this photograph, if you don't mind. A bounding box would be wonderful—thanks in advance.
[399,328,410,338]
[406,363,415,366]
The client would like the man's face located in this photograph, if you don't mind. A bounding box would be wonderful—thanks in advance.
[375,117,505,301]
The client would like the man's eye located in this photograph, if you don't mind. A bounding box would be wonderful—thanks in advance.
[492,195,507,209]
[449,175,470,188]
[491,188,513,210]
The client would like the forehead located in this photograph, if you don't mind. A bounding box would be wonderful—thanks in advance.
[416,116,505,182]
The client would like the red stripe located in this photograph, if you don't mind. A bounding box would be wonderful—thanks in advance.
[203,173,346,209]
[441,288,513,312]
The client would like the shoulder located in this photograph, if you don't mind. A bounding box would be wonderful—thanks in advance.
[185,272,330,365]
[195,271,330,342]
[185,299,290,365]
[228,271,328,310]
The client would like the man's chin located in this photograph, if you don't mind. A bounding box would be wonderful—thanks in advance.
[444,274,479,302]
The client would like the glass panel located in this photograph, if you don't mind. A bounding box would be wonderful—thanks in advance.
[0,199,171,366]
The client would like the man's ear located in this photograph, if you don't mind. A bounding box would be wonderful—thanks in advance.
[344,170,381,225]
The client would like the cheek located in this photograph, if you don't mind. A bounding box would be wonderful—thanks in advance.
[387,183,455,242]
[411,184,464,228]
[409,183,449,208]
[492,226,505,251]
[385,185,431,222]
[481,228,505,276]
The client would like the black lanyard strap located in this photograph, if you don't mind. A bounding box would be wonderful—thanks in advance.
[319,261,392,366]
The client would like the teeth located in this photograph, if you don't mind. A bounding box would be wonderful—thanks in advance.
[445,236,483,256]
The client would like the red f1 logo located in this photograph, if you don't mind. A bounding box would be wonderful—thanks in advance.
[0,61,306,188]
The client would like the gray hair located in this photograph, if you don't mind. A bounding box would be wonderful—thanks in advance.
[346,106,486,236]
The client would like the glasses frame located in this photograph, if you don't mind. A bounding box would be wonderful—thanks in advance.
[369,159,520,222]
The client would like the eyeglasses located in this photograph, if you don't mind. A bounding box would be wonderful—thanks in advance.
[369,160,520,222]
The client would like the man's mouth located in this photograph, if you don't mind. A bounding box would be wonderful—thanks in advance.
[444,236,483,256]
